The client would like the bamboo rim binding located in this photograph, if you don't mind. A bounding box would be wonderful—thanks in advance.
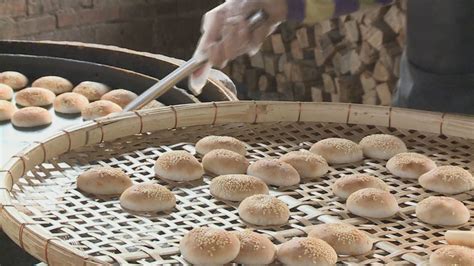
[0,101,473,264]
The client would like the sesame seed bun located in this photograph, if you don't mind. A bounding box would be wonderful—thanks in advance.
[77,167,133,196]
[277,237,337,266]
[445,230,474,248]
[0,100,16,121]
[81,100,122,120]
[73,81,111,101]
[429,245,474,266]
[195,135,247,156]
[419,166,474,194]
[119,183,175,212]
[11,107,51,127]
[386,152,436,179]
[0,71,28,90]
[202,149,249,175]
[154,151,204,182]
[346,188,399,219]
[15,87,56,107]
[332,174,389,200]
[233,230,276,265]
[32,76,73,95]
[210,174,269,201]
[247,159,300,187]
[238,194,290,226]
[308,223,373,255]
[101,89,138,108]
[359,134,407,160]
[0,83,14,100]
[180,227,240,265]
[310,138,363,165]
[416,196,469,226]
[53,92,89,114]
[280,150,329,178]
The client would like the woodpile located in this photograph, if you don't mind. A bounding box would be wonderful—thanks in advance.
[223,1,407,105]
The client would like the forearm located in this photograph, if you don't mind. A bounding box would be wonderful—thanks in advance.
[287,0,395,24]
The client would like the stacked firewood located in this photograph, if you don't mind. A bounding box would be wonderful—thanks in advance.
[223,1,407,105]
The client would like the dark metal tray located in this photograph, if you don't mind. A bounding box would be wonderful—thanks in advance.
[0,41,237,103]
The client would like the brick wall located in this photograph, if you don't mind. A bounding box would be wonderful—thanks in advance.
[0,0,219,59]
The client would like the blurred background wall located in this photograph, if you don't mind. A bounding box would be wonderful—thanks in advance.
[0,0,407,104]
[0,0,217,59]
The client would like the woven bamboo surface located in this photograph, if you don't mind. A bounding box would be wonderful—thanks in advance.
[1,101,473,265]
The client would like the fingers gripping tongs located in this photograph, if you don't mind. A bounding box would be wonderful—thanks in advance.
[123,10,268,112]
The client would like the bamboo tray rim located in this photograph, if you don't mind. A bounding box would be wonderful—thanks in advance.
[1,101,474,264]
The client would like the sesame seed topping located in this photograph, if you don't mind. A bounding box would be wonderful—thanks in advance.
[129,183,174,201]
[430,166,473,184]
[297,238,337,262]
[188,227,235,257]
[236,230,265,251]
[156,151,200,170]
[281,151,327,165]
[315,138,360,154]
[360,134,406,151]
[212,175,265,193]
[205,149,246,162]
[390,152,432,166]
[241,194,289,216]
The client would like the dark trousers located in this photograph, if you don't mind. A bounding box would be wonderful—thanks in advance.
[393,0,474,114]
[393,52,474,114]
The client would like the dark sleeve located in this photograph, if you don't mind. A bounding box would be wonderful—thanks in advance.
[287,0,395,24]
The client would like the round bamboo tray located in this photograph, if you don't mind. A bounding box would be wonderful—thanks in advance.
[1,101,473,265]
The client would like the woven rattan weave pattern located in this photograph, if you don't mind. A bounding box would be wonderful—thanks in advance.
[8,121,474,265]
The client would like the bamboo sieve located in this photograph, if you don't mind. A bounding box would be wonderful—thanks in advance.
[0,101,473,265]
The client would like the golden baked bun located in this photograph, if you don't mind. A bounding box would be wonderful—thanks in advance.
[12,107,51,127]
[32,76,74,95]
[386,152,436,179]
[120,183,175,212]
[445,230,474,248]
[247,159,300,187]
[0,100,16,121]
[233,230,276,265]
[142,100,165,109]
[101,89,138,108]
[202,149,249,175]
[73,81,111,101]
[180,227,240,265]
[308,223,373,255]
[53,92,89,114]
[429,245,474,266]
[416,196,469,226]
[310,138,363,164]
[195,135,247,155]
[419,166,474,194]
[277,237,338,266]
[81,100,122,120]
[346,188,399,219]
[210,174,269,201]
[0,83,13,100]
[280,150,329,178]
[15,87,56,107]
[238,194,290,226]
[0,71,28,90]
[359,134,407,160]
[77,167,133,196]
[154,151,204,182]
[332,174,389,200]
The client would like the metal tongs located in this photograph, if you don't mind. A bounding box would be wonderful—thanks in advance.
[124,10,269,112]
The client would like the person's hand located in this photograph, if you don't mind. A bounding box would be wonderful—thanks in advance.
[190,0,288,92]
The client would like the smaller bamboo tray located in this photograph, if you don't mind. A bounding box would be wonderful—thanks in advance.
[1,101,473,265]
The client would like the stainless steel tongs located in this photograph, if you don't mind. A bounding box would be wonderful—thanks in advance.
[124,10,268,112]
